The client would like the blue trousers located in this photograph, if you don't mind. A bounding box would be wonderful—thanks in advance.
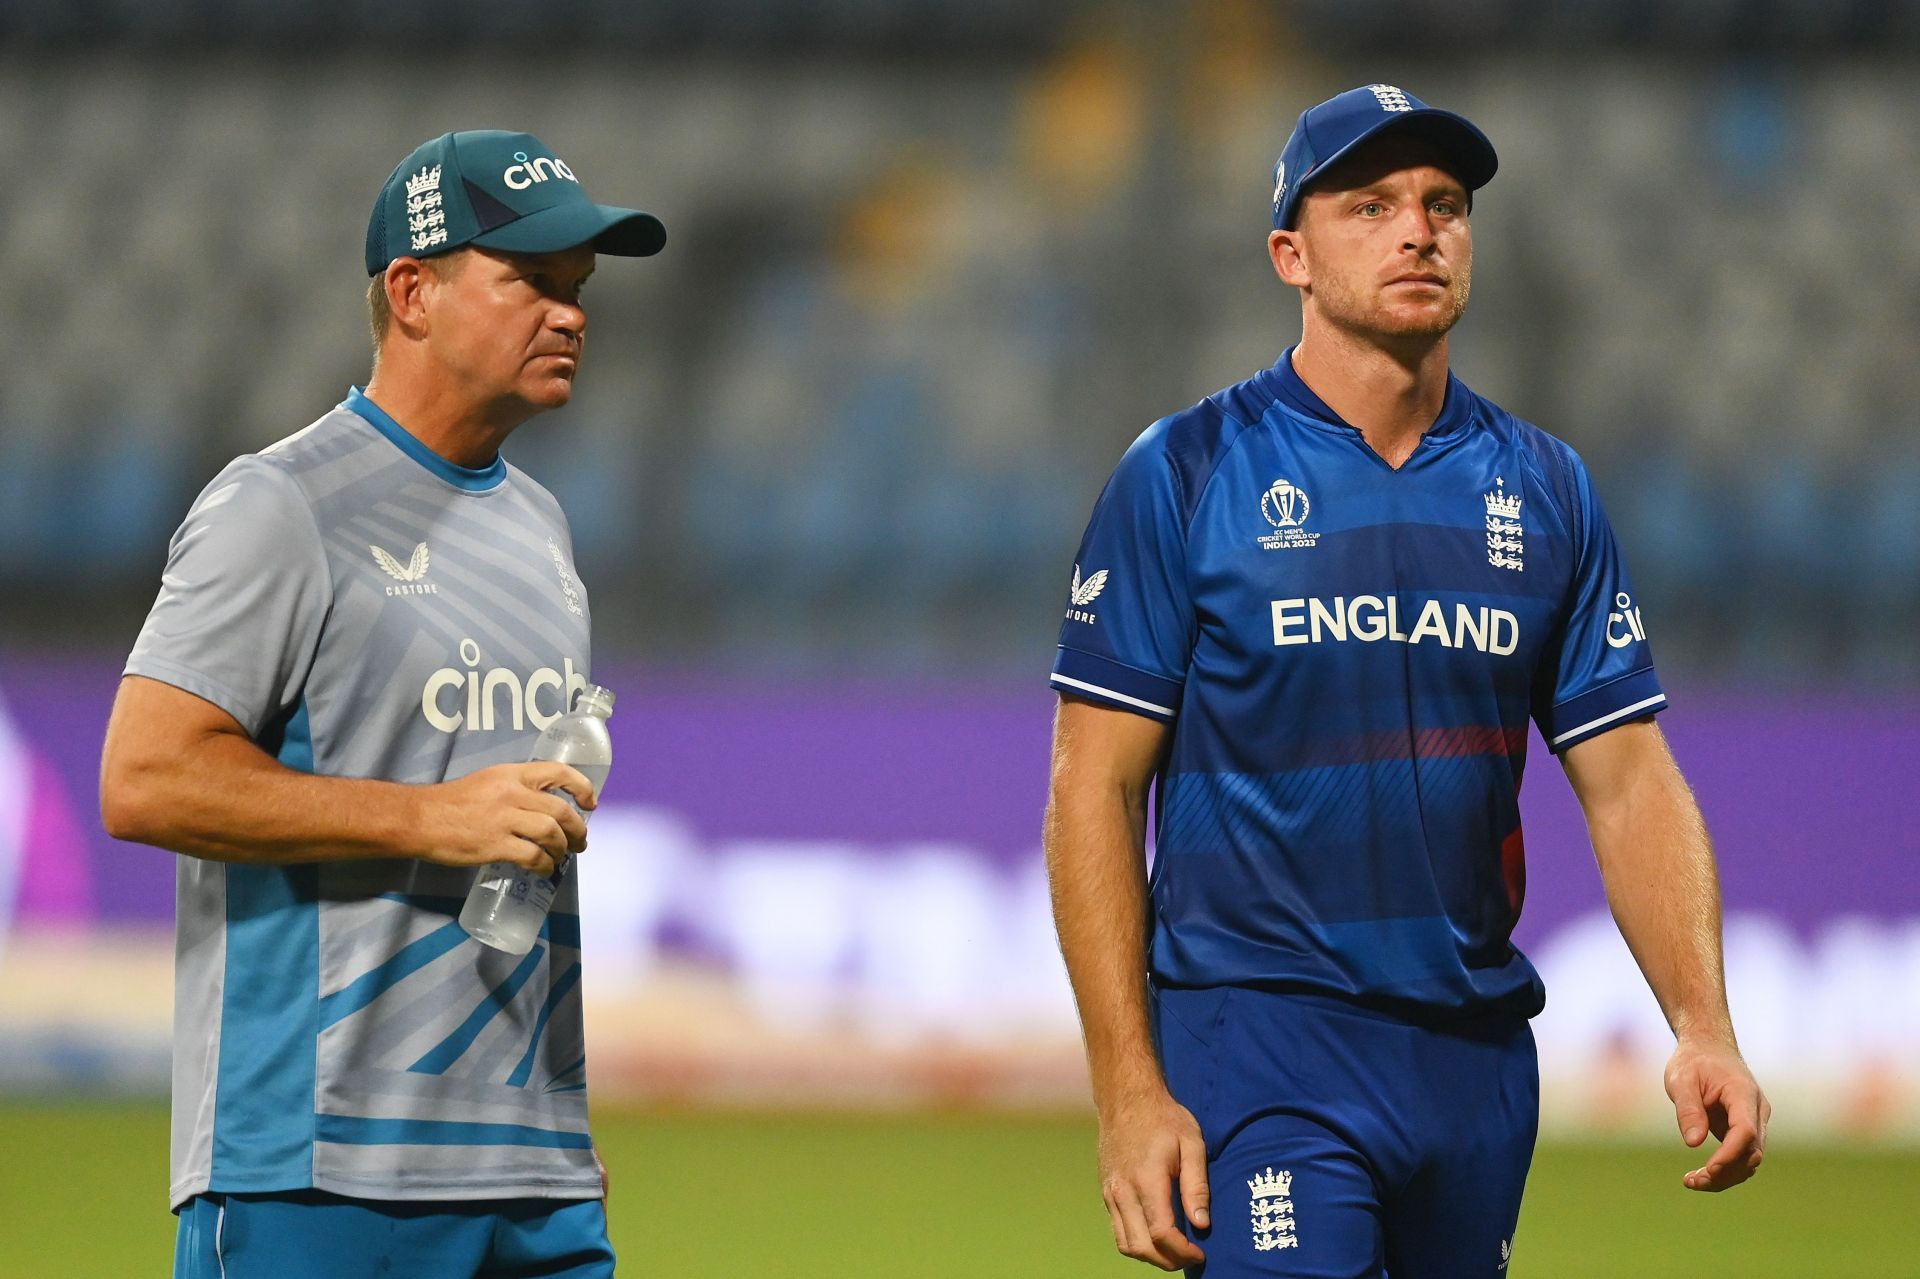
[1155,986,1538,1278]
[174,1190,615,1278]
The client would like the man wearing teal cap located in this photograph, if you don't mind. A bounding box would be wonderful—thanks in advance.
[102,130,662,1277]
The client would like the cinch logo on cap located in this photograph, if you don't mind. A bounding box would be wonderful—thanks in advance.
[504,151,579,191]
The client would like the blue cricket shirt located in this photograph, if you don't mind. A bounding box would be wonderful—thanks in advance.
[1050,349,1665,1019]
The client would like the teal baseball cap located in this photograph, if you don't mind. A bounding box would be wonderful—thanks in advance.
[366,130,665,275]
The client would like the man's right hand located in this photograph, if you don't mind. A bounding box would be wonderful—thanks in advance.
[416,762,595,877]
[1097,1086,1210,1271]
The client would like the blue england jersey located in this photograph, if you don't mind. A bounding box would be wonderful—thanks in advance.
[1050,351,1664,1018]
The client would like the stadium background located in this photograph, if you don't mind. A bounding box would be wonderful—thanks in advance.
[1,1,1916,1272]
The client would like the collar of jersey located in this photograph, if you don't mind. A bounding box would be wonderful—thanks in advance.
[344,387,508,492]
[1263,346,1471,439]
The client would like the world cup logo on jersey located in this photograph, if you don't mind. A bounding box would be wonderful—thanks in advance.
[1262,479,1309,528]
[1258,479,1320,551]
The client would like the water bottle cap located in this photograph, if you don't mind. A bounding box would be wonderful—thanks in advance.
[576,684,615,717]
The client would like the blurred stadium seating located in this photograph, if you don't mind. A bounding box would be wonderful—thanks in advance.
[2,2,1917,679]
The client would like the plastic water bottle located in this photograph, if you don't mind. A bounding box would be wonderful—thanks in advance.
[459,683,614,955]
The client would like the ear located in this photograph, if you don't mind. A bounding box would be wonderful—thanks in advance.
[1269,228,1310,289]
[385,258,432,338]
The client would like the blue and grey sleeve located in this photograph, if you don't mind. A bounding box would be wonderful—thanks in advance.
[125,456,330,740]
[1533,450,1667,754]
[1049,431,1194,722]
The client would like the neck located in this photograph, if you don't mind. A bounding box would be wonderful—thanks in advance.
[1290,322,1451,468]
[362,359,532,470]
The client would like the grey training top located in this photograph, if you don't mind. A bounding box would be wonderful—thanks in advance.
[127,388,599,1208]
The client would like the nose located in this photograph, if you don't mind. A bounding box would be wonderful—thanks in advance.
[551,299,586,344]
[1400,204,1437,254]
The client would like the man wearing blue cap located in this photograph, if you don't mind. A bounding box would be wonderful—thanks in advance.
[102,130,663,1277]
[1044,85,1768,1275]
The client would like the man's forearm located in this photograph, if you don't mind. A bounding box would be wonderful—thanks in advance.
[1044,774,1164,1111]
[1584,748,1734,1042]
[103,723,428,865]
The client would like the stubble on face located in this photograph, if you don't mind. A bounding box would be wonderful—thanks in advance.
[1293,136,1473,345]
[430,246,594,415]
[1311,245,1471,341]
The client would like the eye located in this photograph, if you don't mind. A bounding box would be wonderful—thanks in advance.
[1360,201,1385,217]
[1430,199,1459,217]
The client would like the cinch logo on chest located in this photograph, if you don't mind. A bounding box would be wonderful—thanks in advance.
[421,638,588,733]
[1272,595,1519,654]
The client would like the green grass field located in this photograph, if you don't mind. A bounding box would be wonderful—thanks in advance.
[3,1101,1915,1276]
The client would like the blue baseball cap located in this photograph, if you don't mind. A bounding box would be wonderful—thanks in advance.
[1270,84,1498,231]
[366,130,666,275]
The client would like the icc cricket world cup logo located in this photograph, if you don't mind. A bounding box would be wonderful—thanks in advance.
[1257,478,1320,551]
[1262,479,1309,529]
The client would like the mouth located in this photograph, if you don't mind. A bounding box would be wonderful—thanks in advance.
[1387,275,1447,288]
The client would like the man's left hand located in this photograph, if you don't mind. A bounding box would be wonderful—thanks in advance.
[1664,1036,1769,1192]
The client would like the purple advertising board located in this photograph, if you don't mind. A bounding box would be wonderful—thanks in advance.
[4,652,1918,1121]
[5,653,1916,941]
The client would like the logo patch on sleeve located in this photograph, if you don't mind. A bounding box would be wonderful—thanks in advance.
[1065,564,1107,624]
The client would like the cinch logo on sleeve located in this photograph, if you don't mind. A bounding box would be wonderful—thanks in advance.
[420,638,587,733]
[1271,595,1519,654]
[503,151,579,191]
[1606,592,1648,648]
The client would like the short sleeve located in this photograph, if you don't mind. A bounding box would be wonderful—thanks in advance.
[1049,429,1194,721]
[125,456,330,739]
[1533,449,1667,754]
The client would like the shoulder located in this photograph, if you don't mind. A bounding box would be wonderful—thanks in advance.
[174,411,357,548]
[1458,381,1593,514]
[502,462,572,533]
[163,448,329,588]
[1117,368,1280,530]
[190,450,316,525]
[205,405,378,524]
[255,404,367,477]
[1459,382,1581,467]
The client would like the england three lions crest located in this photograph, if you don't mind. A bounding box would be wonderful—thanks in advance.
[403,165,448,252]
[1248,1167,1299,1252]
[1484,478,1524,572]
